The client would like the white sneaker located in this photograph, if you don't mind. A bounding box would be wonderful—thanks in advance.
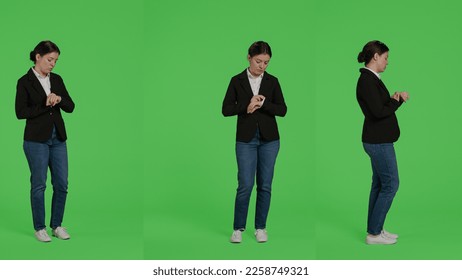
[255,229,268,243]
[382,229,399,239]
[230,230,242,243]
[35,229,51,242]
[366,232,397,245]
[52,227,70,240]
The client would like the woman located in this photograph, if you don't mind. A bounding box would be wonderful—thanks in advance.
[222,41,287,243]
[16,41,75,242]
[356,40,409,245]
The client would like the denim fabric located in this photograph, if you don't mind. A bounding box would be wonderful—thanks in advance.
[23,127,69,230]
[234,129,279,230]
[363,142,399,235]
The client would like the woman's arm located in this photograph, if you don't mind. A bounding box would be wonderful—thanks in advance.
[15,81,48,120]
[54,75,75,113]
[259,79,287,117]
[222,78,247,116]
[358,78,400,119]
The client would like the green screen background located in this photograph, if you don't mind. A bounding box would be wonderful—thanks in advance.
[1,0,461,260]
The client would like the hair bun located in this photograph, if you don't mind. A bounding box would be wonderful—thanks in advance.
[29,51,36,62]
[357,51,365,63]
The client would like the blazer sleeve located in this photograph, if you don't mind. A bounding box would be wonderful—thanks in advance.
[357,77,400,120]
[54,75,75,113]
[260,78,287,117]
[222,77,247,116]
[15,79,49,120]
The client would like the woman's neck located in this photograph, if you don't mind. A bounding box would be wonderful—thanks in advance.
[33,66,47,77]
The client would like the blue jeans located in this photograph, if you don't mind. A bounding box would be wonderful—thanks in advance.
[234,129,280,230]
[363,143,399,235]
[23,127,69,231]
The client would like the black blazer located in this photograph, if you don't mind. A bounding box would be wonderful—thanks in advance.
[356,68,402,144]
[222,69,287,142]
[15,68,75,142]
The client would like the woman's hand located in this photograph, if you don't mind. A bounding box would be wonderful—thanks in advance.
[46,93,62,107]
[247,95,265,114]
[393,91,410,102]
[251,95,265,103]
[398,91,410,102]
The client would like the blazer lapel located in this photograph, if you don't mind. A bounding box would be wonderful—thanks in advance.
[361,68,389,94]
[27,68,48,98]
[377,78,389,93]
[50,73,58,93]
[258,73,271,97]
[238,69,254,98]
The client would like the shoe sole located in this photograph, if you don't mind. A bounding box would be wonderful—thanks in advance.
[230,237,241,243]
[256,237,268,243]
[366,240,397,245]
[35,235,51,242]
[52,234,70,240]
[36,239,51,242]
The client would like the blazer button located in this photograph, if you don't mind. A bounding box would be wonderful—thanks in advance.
[50,112,53,115]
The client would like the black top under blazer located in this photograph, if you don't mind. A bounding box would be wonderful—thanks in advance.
[222,69,287,142]
[15,68,75,142]
[356,68,402,144]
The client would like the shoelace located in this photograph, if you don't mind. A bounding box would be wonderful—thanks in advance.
[55,227,67,232]
[54,227,69,237]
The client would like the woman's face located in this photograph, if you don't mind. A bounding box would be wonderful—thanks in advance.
[247,53,270,76]
[375,51,389,73]
[35,52,59,76]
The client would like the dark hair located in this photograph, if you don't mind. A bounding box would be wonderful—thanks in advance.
[30,40,60,63]
[357,40,389,64]
[248,41,272,58]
